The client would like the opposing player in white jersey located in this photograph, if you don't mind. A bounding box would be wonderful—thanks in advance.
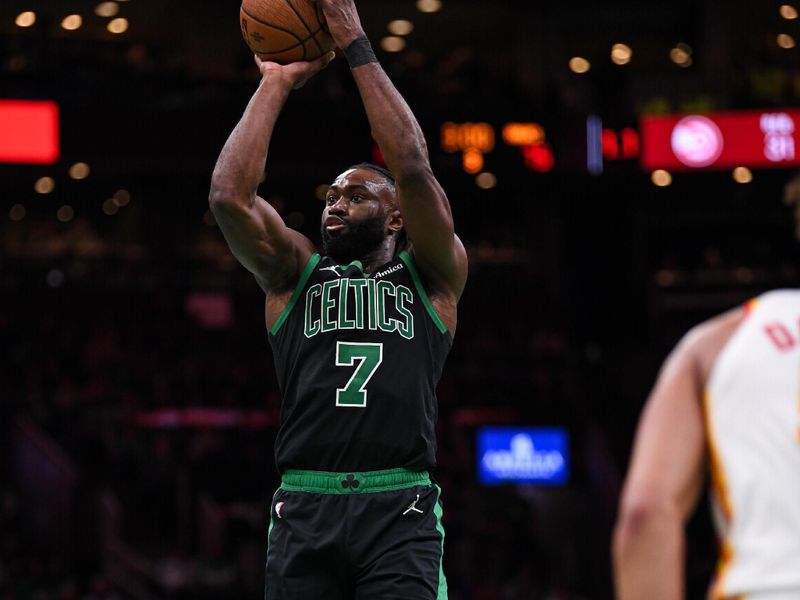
[613,289,800,600]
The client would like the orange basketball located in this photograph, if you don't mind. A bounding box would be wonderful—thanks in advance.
[240,0,335,64]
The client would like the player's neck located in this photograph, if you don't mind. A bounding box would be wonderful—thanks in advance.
[334,239,396,274]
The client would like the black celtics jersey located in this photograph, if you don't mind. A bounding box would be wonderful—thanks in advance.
[268,250,453,473]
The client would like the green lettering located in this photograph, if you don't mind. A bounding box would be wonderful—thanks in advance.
[321,280,340,333]
[367,279,378,330]
[396,285,414,339]
[377,280,398,333]
[304,284,322,337]
[349,278,367,329]
[338,279,356,330]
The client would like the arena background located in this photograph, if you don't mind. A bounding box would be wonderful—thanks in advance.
[2,0,799,598]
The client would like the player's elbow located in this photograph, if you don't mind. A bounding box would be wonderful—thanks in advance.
[392,160,434,187]
[386,144,430,178]
[208,186,247,215]
[614,494,678,551]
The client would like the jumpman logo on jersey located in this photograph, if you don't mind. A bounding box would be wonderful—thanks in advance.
[319,265,343,276]
[403,494,424,515]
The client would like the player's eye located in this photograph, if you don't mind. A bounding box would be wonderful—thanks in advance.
[326,195,338,205]
[351,194,363,202]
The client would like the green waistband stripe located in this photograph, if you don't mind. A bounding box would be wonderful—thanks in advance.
[270,253,321,336]
[281,468,431,494]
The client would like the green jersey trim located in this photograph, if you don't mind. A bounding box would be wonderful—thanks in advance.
[280,467,431,494]
[398,251,448,335]
[266,488,279,550]
[347,259,365,274]
[434,484,449,600]
[270,253,321,336]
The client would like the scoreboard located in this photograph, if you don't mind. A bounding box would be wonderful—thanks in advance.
[640,109,800,171]
[0,100,60,164]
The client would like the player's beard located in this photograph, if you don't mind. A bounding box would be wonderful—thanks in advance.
[321,215,386,263]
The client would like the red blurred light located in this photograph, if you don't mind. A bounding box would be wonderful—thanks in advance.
[602,129,619,159]
[621,128,639,158]
[521,143,555,172]
[371,142,386,167]
[0,100,60,164]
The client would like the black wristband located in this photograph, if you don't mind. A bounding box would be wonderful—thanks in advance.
[344,36,377,69]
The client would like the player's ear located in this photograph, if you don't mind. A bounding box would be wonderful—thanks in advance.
[386,208,403,234]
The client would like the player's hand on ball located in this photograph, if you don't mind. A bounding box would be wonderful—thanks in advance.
[313,0,366,49]
[255,51,335,90]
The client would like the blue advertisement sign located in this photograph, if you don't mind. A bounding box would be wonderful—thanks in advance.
[477,427,569,486]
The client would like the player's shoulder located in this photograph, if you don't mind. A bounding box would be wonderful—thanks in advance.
[752,288,800,310]
[677,305,747,384]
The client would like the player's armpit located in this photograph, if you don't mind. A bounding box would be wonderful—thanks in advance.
[613,337,707,600]
[395,169,468,300]
[209,193,315,294]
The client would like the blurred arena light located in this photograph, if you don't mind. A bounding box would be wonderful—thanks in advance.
[102,199,119,215]
[15,11,36,27]
[777,33,796,48]
[315,184,328,201]
[34,177,55,194]
[780,4,798,19]
[387,20,414,36]
[69,162,90,180]
[57,205,75,223]
[463,148,483,174]
[670,43,693,67]
[502,123,545,146]
[441,122,495,154]
[113,189,130,206]
[416,0,442,13]
[611,43,632,65]
[9,204,26,222]
[61,15,83,31]
[108,18,128,34]
[475,172,497,189]
[381,36,406,52]
[651,169,672,187]
[95,2,120,17]
[733,166,753,183]
[569,56,591,74]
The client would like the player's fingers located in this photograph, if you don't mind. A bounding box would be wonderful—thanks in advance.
[319,50,336,67]
[305,51,336,75]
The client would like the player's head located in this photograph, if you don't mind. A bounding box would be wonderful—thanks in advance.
[320,163,407,262]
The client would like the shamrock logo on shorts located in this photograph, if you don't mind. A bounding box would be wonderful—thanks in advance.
[341,474,360,489]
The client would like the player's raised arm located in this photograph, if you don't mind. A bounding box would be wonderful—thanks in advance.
[209,54,333,293]
[612,331,708,600]
[316,0,468,300]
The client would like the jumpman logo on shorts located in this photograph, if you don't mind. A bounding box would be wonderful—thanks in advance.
[403,494,424,515]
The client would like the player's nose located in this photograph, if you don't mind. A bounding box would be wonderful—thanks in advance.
[328,197,348,214]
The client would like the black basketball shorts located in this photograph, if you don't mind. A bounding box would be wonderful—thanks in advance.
[264,468,448,600]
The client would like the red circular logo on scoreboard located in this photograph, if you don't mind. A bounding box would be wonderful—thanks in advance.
[670,115,724,167]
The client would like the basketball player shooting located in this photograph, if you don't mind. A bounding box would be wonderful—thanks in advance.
[613,285,800,594]
[209,0,467,598]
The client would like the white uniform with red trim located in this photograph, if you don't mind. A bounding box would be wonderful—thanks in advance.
[705,289,800,600]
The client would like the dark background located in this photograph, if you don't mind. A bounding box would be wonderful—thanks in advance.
[2,0,799,598]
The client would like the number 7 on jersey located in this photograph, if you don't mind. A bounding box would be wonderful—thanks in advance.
[335,342,383,408]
